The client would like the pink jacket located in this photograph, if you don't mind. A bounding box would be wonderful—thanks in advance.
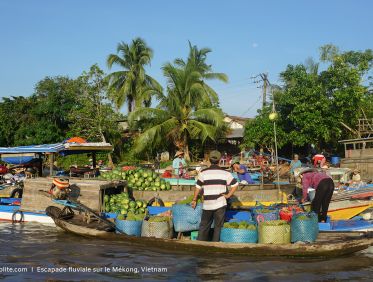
[302,171,331,201]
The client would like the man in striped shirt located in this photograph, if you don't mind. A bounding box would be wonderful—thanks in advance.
[191,150,239,241]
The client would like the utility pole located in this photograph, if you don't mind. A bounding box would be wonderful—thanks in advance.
[251,73,270,111]
[260,73,269,110]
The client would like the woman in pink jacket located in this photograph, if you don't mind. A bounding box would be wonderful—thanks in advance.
[300,170,334,222]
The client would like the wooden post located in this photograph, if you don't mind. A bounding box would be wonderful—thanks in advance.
[92,152,97,169]
[49,153,54,177]
[38,154,43,177]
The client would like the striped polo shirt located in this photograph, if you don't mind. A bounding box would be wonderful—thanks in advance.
[196,165,238,210]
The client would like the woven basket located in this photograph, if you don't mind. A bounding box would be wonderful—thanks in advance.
[172,203,202,232]
[220,227,258,243]
[141,219,173,239]
[291,212,319,243]
[115,219,142,237]
[258,220,291,244]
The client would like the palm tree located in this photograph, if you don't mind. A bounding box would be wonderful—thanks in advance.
[129,57,226,160]
[106,38,162,112]
[174,42,228,108]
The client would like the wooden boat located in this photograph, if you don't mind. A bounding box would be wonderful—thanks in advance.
[46,206,373,258]
[328,202,373,220]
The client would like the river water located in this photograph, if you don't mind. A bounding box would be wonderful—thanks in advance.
[0,222,372,281]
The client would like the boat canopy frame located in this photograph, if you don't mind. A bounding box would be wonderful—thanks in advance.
[0,141,113,176]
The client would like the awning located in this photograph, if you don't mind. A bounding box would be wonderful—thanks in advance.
[1,153,39,165]
[0,143,65,154]
[0,142,113,156]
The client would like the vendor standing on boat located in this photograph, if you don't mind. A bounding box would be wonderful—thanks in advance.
[299,170,334,222]
[191,150,239,241]
[173,151,187,177]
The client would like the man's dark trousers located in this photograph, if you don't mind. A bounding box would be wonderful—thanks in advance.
[197,206,226,242]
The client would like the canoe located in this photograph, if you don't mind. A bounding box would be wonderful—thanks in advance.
[46,206,373,258]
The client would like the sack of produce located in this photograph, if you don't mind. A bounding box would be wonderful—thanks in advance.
[220,221,258,243]
[115,212,146,237]
[252,208,279,223]
[291,212,319,243]
[258,220,291,244]
[279,205,304,222]
[141,216,173,239]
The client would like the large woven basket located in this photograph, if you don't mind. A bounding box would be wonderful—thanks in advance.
[220,227,258,243]
[141,219,173,239]
[115,219,142,237]
[258,220,291,244]
[291,212,319,243]
[172,203,202,232]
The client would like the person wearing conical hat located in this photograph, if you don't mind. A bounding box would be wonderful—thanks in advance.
[172,151,187,176]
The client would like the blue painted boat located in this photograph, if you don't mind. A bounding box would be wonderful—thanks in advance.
[319,219,373,232]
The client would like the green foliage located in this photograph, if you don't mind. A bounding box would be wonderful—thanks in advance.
[106,38,162,112]
[68,65,122,142]
[0,76,82,146]
[243,45,373,150]
[243,106,287,149]
[56,154,90,170]
[128,43,227,159]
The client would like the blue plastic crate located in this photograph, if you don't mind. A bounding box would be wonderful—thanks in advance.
[225,211,252,222]
[147,206,171,215]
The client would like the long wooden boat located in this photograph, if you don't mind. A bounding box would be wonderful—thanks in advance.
[46,206,373,258]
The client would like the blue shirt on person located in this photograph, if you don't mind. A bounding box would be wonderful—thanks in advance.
[237,164,254,184]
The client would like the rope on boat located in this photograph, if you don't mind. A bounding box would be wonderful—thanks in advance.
[12,210,24,224]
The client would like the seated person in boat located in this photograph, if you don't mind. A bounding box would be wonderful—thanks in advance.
[299,170,334,222]
[172,151,187,177]
[290,154,302,182]
[350,169,362,185]
[191,150,239,241]
[231,161,255,184]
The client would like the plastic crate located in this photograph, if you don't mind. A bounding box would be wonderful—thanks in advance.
[191,231,198,240]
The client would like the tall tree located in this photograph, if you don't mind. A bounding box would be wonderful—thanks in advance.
[106,38,162,112]
[67,65,123,165]
[243,45,373,151]
[68,65,122,143]
[13,76,81,145]
[128,44,227,159]
[174,42,228,108]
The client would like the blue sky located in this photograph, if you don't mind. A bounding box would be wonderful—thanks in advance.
[1,0,372,117]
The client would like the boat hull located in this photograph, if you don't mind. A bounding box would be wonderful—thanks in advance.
[51,215,373,258]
